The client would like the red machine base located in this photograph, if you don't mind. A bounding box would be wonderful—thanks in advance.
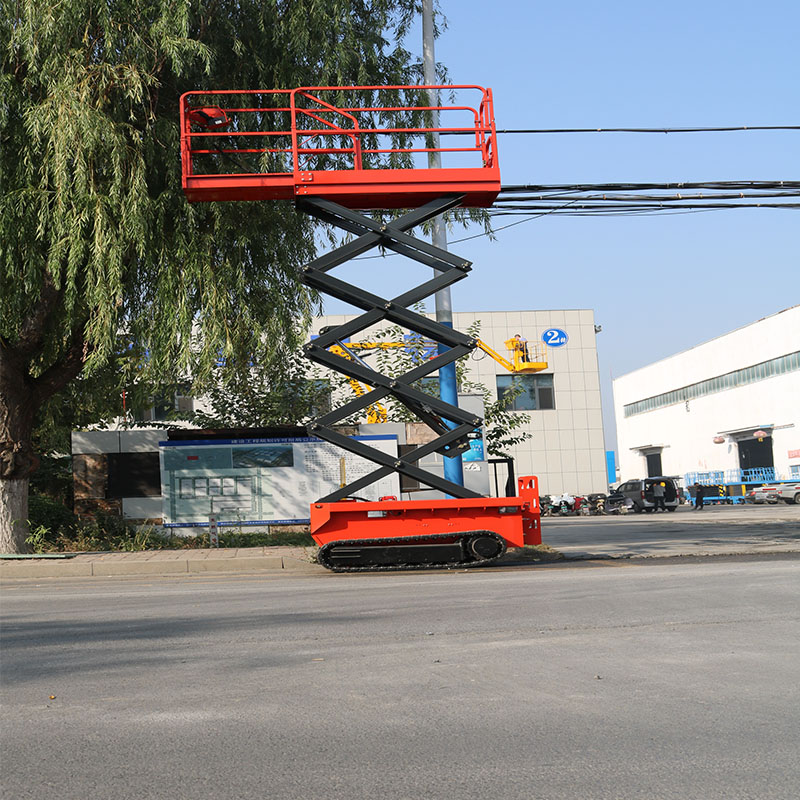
[310,476,541,571]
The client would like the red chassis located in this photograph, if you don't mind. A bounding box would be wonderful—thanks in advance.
[310,476,541,567]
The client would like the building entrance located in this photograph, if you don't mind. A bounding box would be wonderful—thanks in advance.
[646,452,663,477]
[738,436,774,472]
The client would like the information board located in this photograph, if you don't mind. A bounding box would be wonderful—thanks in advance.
[160,435,400,527]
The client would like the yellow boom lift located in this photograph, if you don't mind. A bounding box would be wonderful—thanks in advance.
[328,335,547,423]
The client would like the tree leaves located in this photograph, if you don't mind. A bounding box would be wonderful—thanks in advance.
[1,0,423,391]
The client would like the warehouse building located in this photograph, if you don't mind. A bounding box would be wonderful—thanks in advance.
[613,305,800,493]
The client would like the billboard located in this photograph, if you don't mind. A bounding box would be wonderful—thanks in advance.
[160,435,399,527]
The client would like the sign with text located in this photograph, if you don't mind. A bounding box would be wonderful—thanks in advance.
[159,436,399,527]
[541,327,568,347]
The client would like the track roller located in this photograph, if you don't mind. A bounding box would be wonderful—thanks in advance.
[317,530,507,572]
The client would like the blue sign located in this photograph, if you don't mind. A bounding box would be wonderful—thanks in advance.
[542,328,568,347]
[462,432,485,463]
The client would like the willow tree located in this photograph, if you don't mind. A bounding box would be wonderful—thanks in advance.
[0,0,428,552]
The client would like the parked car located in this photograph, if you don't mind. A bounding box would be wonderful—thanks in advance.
[775,482,800,505]
[746,485,781,504]
[615,477,680,512]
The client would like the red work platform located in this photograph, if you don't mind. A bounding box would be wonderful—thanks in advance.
[180,85,500,209]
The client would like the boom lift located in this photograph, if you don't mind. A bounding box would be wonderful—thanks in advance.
[328,336,548,422]
[180,85,541,570]
[326,340,408,424]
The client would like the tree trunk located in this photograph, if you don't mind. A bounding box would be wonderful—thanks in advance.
[0,478,30,553]
[1,278,88,553]
[1,345,40,554]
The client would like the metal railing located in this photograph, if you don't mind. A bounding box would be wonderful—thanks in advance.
[180,85,497,182]
[684,468,780,486]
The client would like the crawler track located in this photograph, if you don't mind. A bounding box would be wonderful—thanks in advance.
[317,530,507,572]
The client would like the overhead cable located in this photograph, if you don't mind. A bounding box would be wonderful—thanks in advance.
[495,126,800,134]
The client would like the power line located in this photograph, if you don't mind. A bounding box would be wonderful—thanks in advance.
[346,182,797,260]
[495,125,800,134]
[490,203,800,215]
[499,181,800,194]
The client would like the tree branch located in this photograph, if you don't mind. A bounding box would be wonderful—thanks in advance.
[30,326,89,405]
[12,275,65,362]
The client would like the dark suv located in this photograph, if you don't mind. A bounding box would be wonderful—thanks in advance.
[615,477,680,512]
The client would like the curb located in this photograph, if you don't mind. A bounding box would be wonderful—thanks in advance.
[3,547,798,581]
[0,554,324,580]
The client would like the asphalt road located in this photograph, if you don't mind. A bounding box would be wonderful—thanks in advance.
[541,502,800,557]
[2,556,799,800]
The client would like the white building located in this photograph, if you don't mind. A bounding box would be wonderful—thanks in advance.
[314,308,609,497]
[613,306,800,489]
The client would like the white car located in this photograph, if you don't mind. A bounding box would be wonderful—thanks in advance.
[746,486,780,504]
[775,482,800,505]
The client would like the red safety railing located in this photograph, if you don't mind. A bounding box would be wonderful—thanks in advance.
[180,85,500,208]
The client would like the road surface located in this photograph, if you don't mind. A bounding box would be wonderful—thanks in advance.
[541,502,800,557]
[2,555,799,799]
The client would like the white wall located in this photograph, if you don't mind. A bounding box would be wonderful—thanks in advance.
[614,306,800,482]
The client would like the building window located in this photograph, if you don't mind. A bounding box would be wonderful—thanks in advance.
[307,379,332,418]
[791,465,800,479]
[623,350,800,418]
[416,376,440,395]
[496,374,555,411]
[107,453,161,498]
[133,383,194,422]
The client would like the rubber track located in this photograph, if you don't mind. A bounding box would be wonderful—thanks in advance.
[317,530,507,572]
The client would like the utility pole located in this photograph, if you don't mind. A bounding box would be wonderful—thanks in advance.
[422,0,464,489]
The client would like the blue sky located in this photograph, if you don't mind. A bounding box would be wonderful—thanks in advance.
[323,0,799,449]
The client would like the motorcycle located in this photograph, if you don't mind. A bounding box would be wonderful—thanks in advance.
[541,493,592,517]
[605,491,632,514]
[554,492,587,515]
[586,493,607,515]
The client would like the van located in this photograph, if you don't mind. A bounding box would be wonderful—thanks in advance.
[615,477,680,512]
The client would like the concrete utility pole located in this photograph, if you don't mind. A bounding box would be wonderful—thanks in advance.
[422,0,464,488]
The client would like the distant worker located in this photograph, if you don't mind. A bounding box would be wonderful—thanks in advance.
[514,333,530,362]
[693,482,705,511]
[652,481,666,512]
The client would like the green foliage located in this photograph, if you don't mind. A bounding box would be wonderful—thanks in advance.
[24,524,50,554]
[23,496,315,552]
[28,453,74,504]
[191,358,331,428]
[31,339,155,458]
[213,529,315,548]
[1,0,441,550]
[27,493,80,540]
[1,0,429,417]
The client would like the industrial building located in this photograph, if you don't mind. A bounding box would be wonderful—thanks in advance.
[313,308,609,498]
[613,305,800,495]
[70,307,609,525]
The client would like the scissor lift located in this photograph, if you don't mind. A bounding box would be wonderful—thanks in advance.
[180,85,541,570]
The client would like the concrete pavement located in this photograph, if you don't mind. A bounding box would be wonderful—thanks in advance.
[2,503,798,579]
[0,545,321,579]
